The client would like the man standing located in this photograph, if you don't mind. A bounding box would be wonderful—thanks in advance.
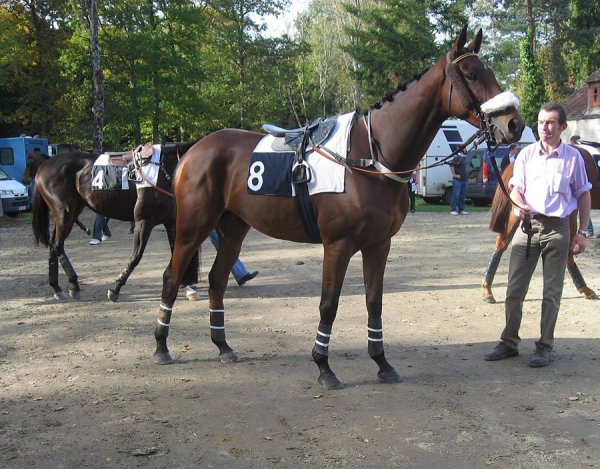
[500,143,519,173]
[448,150,469,215]
[485,102,591,368]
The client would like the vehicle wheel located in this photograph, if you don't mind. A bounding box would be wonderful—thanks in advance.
[442,187,453,205]
[423,197,441,204]
[471,198,489,207]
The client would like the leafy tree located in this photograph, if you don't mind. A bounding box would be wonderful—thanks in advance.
[519,27,547,128]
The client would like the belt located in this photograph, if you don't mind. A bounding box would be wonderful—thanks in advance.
[532,214,563,221]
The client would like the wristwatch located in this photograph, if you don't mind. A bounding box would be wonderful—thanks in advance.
[577,229,589,238]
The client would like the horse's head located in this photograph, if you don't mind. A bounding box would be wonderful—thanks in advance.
[22,152,49,184]
[442,26,525,144]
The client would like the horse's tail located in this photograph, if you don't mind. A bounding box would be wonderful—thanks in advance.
[31,188,51,247]
[488,162,515,233]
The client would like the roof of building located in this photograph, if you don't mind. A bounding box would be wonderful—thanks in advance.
[564,69,600,119]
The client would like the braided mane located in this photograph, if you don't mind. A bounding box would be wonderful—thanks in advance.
[363,68,429,114]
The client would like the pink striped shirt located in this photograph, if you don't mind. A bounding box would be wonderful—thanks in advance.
[509,141,591,218]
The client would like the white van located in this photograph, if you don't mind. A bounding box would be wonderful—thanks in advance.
[416,119,535,204]
[0,168,30,216]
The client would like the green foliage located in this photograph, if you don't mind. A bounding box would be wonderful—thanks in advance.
[518,29,548,128]
[0,0,597,147]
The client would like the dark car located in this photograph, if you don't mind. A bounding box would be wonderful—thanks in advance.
[465,146,513,206]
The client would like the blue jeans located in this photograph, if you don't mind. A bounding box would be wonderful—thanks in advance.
[209,229,249,282]
[92,214,111,240]
[451,179,467,212]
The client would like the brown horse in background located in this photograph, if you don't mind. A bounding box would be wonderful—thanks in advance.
[482,145,600,303]
[154,26,526,389]
[30,143,201,301]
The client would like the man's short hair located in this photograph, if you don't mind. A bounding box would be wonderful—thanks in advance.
[540,102,568,124]
[570,135,580,144]
[509,143,518,150]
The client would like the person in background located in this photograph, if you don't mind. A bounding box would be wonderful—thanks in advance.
[448,150,468,215]
[500,143,520,173]
[484,102,591,368]
[408,171,417,213]
[209,229,258,286]
[89,213,111,245]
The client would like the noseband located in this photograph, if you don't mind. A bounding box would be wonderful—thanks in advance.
[445,51,520,146]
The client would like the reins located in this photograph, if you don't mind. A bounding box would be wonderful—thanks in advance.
[311,50,506,182]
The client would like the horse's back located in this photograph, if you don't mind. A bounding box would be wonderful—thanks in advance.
[175,129,315,242]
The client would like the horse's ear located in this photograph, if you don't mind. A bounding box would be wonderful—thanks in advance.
[453,25,468,53]
[467,28,483,53]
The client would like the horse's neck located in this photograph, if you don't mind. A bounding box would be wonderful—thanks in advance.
[370,64,448,171]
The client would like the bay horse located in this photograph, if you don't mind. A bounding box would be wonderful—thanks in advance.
[482,145,600,303]
[154,26,526,389]
[30,142,201,301]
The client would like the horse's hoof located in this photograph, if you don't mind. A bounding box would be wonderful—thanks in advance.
[107,289,119,302]
[317,372,345,390]
[219,351,239,363]
[483,295,496,304]
[53,291,71,301]
[69,290,81,300]
[153,352,173,365]
[378,368,401,384]
[186,291,201,301]
[585,292,599,300]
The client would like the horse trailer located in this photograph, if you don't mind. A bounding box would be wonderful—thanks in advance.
[0,136,49,182]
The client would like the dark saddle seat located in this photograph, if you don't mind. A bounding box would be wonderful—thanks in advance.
[262,116,337,152]
[104,144,155,167]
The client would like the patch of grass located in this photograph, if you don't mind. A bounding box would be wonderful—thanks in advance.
[414,198,490,213]
[0,212,32,227]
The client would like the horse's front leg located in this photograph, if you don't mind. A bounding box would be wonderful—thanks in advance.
[108,220,152,302]
[567,253,598,300]
[362,238,400,384]
[482,216,519,303]
[312,243,353,390]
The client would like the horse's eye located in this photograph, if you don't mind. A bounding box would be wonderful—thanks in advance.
[466,72,477,81]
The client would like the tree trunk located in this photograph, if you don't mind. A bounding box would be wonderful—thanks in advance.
[88,0,104,152]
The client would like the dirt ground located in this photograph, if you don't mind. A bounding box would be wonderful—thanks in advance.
[1,207,599,468]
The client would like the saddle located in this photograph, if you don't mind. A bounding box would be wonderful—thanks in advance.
[104,144,155,167]
[262,117,337,152]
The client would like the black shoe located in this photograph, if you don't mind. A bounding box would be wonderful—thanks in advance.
[237,271,258,286]
[529,347,551,368]
[485,342,518,361]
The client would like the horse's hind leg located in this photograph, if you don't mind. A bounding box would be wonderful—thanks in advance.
[50,224,81,300]
[48,247,70,301]
[206,214,251,363]
[108,220,153,302]
[482,217,519,303]
[361,238,401,385]
[482,248,505,304]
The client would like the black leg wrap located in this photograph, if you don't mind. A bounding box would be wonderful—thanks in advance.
[210,308,238,363]
[367,318,384,358]
[483,250,503,285]
[314,322,332,356]
[153,305,173,365]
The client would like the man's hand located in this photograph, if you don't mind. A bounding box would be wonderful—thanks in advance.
[571,234,587,255]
